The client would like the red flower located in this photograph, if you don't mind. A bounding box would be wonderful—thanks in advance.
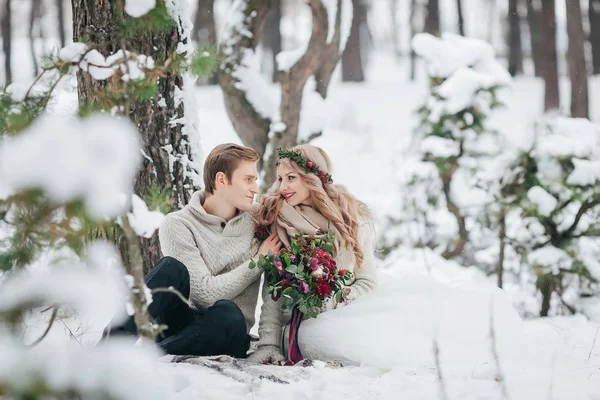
[307,161,313,168]
[316,280,332,298]
[339,269,347,276]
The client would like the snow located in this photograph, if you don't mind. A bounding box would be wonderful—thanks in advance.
[527,186,558,217]
[58,42,88,63]
[276,45,306,72]
[567,158,600,186]
[0,114,141,219]
[338,0,353,53]
[420,135,461,157]
[126,195,165,239]
[527,246,573,275]
[124,0,156,18]
[321,0,338,44]
[231,50,279,119]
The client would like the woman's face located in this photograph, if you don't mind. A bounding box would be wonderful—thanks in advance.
[277,163,312,206]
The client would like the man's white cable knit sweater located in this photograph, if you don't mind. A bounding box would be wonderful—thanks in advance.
[255,218,378,351]
[158,191,261,332]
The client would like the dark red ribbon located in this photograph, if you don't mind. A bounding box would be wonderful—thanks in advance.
[285,306,304,365]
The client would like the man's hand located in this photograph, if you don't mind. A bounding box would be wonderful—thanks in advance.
[247,345,285,364]
[258,232,282,257]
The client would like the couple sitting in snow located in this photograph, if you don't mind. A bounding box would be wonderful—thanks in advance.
[104,143,378,364]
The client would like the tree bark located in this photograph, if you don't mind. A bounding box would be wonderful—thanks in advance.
[507,0,523,76]
[497,207,506,288]
[1,0,12,84]
[342,0,365,82]
[262,0,282,82]
[390,0,401,58]
[72,0,199,273]
[526,0,543,77]
[424,0,440,36]
[566,0,588,118]
[218,0,272,167]
[409,0,417,80]
[540,0,559,111]
[30,0,43,77]
[193,0,217,84]
[56,0,66,48]
[589,0,600,74]
[456,0,465,36]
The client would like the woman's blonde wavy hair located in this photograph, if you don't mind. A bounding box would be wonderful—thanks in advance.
[255,144,372,267]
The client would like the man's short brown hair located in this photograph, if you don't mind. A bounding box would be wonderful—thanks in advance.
[203,143,260,194]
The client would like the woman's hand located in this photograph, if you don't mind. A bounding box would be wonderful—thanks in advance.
[258,232,283,257]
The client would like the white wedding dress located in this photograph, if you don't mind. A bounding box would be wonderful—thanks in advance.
[297,271,524,369]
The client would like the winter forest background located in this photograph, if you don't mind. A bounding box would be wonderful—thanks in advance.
[0,0,600,398]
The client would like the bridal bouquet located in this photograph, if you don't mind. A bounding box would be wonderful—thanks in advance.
[250,232,353,317]
[250,231,354,364]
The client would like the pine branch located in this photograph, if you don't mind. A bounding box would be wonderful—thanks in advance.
[26,306,58,347]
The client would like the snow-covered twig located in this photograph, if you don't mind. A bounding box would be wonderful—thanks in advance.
[588,325,599,362]
[151,287,191,308]
[25,306,58,347]
[432,337,449,400]
[489,301,510,400]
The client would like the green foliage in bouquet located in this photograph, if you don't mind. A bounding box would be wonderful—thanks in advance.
[250,233,353,318]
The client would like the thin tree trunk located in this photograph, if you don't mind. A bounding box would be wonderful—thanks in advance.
[1,0,12,84]
[526,0,543,77]
[193,0,217,84]
[424,0,440,36]
[30,0,41,77]
[497,207,506,288]
[409,0,417,80]
[262,0,281,82]
[456,0,465,36]
[342,0,365,82]
[508,0,523,76]
[566,0,588,118]
[390,0,401,58]
[589,0,600,74]
[56,0,66,48]
[540,0,559,111]
[72,0,199,274]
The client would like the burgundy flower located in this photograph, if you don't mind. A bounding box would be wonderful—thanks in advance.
[298,280,309,294]
[316,280,332,298]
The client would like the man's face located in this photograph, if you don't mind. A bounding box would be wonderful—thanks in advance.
[220,160,259,212]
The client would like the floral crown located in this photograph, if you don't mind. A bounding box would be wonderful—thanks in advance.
[277,148,333,185]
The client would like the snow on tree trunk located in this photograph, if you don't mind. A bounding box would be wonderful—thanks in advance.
[507,0,523,76]
[540,0,559,111]
[219,0,352,187]
[341,0,365,82]
[565,0,589,118]
[72,0,202,273]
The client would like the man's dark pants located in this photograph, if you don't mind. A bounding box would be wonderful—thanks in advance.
[104,256,250,358]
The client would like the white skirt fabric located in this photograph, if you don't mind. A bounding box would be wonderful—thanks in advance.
[296,273,524,369]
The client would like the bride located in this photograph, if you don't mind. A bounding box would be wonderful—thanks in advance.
[248,144,523,368]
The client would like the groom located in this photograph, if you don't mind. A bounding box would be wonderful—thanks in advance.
[104,143,282,358]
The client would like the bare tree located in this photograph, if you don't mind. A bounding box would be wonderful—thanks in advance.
[29,0,44,77]
[219,0,348,185]
[262,0,282,82]
[565,0,588,118]
[590,0,600,74]
[507,0,523,75]
[72,0,200,273]
[56,0,66,48]
[1,0,12,84]
[342,0,365,82]
[456,0,465,36]
[424,0,440,35]
[410,0,418,80]
[526,0,542,76]
[540,0,559,111]
[193,0,218,84]
[390,0,401,58]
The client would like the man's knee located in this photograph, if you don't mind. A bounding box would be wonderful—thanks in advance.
[212,300,246,334]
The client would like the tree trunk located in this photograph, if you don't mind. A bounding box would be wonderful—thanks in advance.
[589,0,600,74]
[526,0,543,77]
[497,207,506,288]
[456,0,465,36]
[409,0,417,80]
[262,0,281,82]
[72,0,199,274]
[342,0,365,82]
[390,0,401,58]
[316,0,345,96]
[193,0,217,84]
[1,0,12,84]
[56,0,66,48]
[424,0,440,36]
[540,0,559,111]
[565,0,588,118]
[30,0,42,77]
[507,0,523,76]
